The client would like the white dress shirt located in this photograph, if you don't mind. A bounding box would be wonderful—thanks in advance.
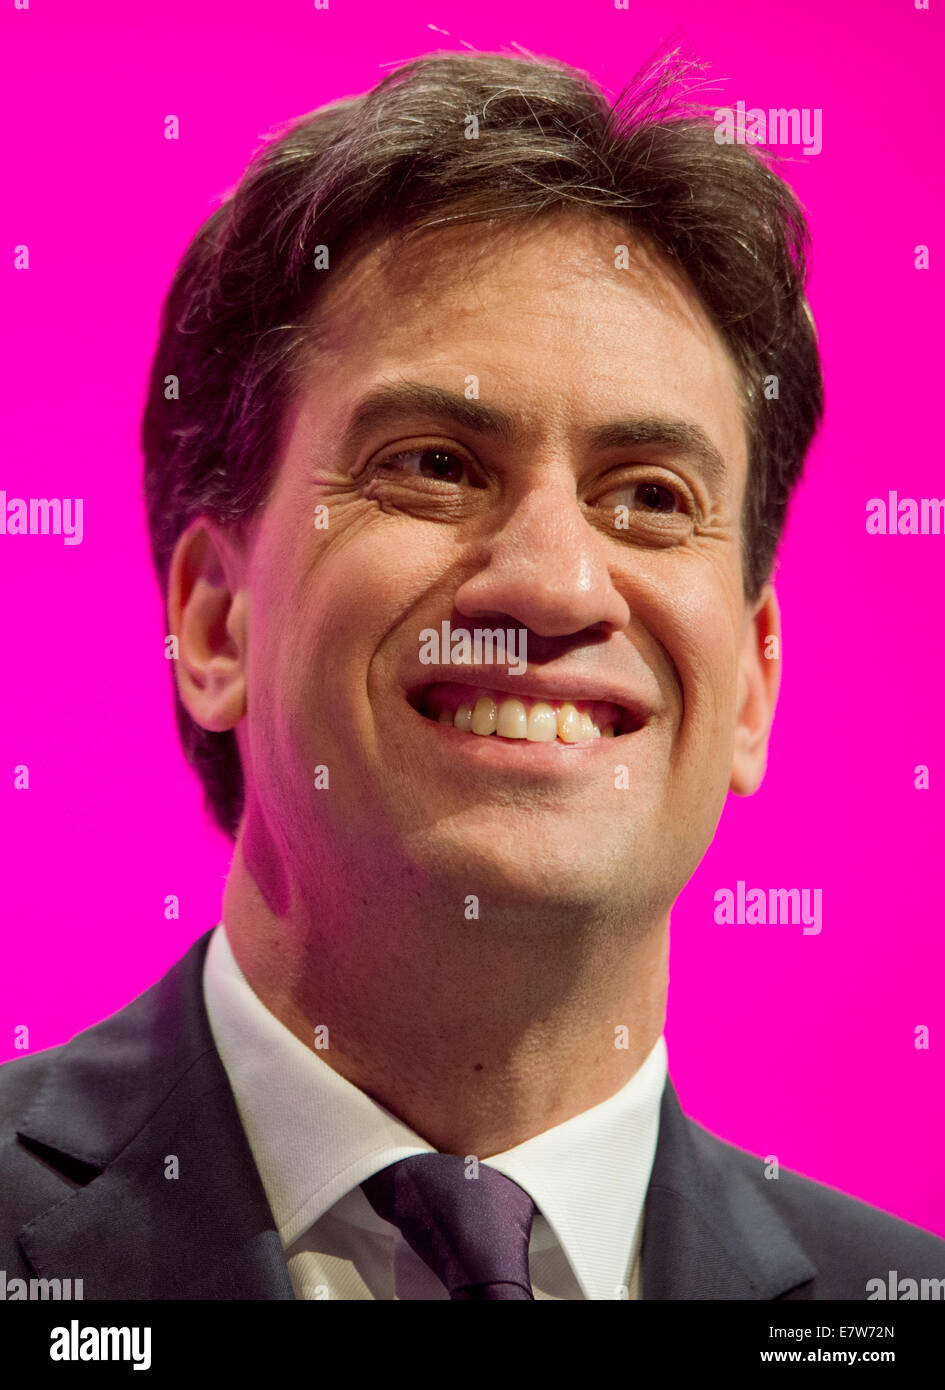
[202,921,667,1300]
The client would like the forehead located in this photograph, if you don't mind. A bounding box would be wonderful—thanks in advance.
[295,211,749,481]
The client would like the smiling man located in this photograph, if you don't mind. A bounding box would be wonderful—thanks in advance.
[1,49,943,1303]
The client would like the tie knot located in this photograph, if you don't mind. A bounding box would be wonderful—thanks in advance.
[361,1153,537,1299]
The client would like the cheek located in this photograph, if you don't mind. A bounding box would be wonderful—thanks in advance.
[245,519,438,735]
[644,561,743,749]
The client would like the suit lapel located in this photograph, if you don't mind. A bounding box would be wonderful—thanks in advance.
[641,1080,816,1299]
[12,930,295,1299]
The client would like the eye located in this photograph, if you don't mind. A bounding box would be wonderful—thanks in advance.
[605,478,691,515]
[377,447,475,485]
[633,482,684,513]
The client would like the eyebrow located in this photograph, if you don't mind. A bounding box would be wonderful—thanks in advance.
[341,381,729,489]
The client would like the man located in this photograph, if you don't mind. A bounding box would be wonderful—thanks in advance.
[1,50,942,1301]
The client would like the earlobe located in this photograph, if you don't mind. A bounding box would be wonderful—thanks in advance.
[167,521,248,733]
[729,585,781,796]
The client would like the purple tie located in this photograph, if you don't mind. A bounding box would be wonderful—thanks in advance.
[361,1153,537,1300]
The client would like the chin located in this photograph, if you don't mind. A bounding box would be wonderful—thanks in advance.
[405,821,627,915]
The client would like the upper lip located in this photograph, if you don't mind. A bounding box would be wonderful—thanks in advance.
[404,667,656,730]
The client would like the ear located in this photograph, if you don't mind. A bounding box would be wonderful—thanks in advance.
[166,520,250,734]
[730,584,781,796]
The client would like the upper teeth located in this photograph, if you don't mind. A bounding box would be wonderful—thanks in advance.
[424,688,620,741]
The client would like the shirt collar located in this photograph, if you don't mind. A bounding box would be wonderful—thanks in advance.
[203,921,667,1300]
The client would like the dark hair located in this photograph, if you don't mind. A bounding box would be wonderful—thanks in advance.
[142,47,824,841]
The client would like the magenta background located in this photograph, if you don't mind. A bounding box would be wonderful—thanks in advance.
[2,0,942,1238]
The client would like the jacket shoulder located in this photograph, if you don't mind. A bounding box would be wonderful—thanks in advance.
[0,1045,65,1138]
[689,1117,945,1297]
[0,932,224,1283]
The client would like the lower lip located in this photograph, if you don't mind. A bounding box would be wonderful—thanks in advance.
[404,700,641,774]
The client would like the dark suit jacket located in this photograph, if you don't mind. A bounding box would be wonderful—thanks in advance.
[0,928,942,1299]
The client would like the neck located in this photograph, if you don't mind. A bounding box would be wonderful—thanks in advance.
[221,832,668,1158]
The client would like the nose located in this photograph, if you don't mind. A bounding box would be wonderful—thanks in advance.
[453,480,631,638]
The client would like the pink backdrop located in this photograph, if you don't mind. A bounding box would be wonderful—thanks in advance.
[2,0,942,1238]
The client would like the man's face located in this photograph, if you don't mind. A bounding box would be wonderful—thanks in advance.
[203,212,775,926]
